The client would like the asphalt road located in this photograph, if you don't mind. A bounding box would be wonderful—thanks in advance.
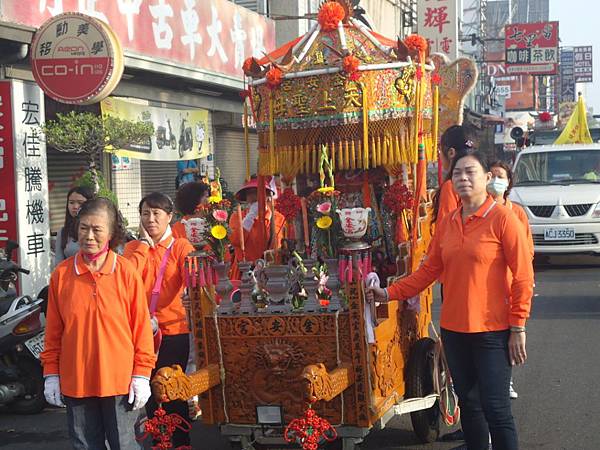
[2,255,599,450]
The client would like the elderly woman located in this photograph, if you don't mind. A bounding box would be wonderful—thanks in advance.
[123,192,194,448]
[368,152,534,450]
[42,198,155,450]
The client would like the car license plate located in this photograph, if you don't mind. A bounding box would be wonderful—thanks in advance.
[544,228,575,240]
[24,332,45,359]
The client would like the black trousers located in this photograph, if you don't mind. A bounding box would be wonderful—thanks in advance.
[442,328,518,450]
[145,333,190,447]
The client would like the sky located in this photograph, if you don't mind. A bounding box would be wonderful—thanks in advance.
[549,0,600,112]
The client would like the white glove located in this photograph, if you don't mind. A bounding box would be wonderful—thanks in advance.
[128,376,151,410]
[242,202,259,231]
[44,375,65,407]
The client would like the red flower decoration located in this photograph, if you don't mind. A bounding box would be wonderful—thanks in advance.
[383,181,414,215]
[404,34,428,55]
[432,73,442,85]
[415,66,423,80]
[266,66,284,90]
[275,188,302,220]
[342,54,360,75]
[284,406,337,450]
[242,57,255,75]
[318,1,346,32]
[539,111,552,122]
[348,72,362,81]
[239,89,250,100]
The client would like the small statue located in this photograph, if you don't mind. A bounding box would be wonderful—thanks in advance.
[251,260,268,309]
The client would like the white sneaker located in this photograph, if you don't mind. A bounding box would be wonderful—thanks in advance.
[509,381,519,399]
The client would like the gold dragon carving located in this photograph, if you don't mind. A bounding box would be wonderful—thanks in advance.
[151,364,221,403]
[301,363,355,404]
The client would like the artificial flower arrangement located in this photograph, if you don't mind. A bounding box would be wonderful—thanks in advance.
[194,171,233,263]
[312,259,332,307]
[306,145,341,258]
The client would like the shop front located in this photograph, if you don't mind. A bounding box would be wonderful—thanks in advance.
[0,1,275,234]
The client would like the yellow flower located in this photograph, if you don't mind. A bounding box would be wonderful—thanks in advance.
[208,195,222,204]
[316,215,333,229]
[210,224,227,240]
[317,187,335,194]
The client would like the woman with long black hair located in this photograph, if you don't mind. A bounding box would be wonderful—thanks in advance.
[54,186,95,265]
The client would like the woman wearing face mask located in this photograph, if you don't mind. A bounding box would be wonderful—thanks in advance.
[42,198,155,449]
[54,186,95,266]
[488,161,534,259]
[123,192,194,448]
[368,152,534,450]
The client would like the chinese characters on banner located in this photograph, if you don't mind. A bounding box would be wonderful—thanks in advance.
[559,49,576,103]
[573,46,593,83]
[504,21,559,75]
[417,0,458,60]
[2,0,275,82]
[0,81,50,296]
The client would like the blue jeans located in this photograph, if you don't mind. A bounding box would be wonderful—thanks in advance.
[441,329,518,450]
[64,395,144,450]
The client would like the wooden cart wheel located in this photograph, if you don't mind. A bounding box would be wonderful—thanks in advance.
[405,337,440,443]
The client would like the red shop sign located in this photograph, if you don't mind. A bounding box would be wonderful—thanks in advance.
[30,13,124,104]
[0,81,18,245]
[3,1,275,82]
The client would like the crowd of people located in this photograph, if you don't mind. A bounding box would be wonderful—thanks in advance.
[41,125,533,450]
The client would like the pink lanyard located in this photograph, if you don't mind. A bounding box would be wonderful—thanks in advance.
[149,239,174,314]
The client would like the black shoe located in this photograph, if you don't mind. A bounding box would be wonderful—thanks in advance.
[442,429,465,442]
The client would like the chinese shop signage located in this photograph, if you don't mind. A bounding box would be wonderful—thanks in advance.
[0,81,50,295]
[560,49,576,103]
[417,0,458,60]
[504,21,559,75]
[3,1,275,82]
[31,12,124,104]
[573,46,593,83]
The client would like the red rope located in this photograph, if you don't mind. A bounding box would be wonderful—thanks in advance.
[138,406,192,450]
[284,405,337,450]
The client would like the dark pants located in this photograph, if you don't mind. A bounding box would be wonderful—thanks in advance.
[145,333,190,447]
[64,395,143,450]
[442,329,518,450]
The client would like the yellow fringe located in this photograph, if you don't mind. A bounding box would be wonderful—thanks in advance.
[269,93,275,174]
[361,81,369,170]
[351,140,357,170]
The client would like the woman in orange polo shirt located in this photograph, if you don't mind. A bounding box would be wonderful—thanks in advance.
[123,192,194,448]
[42,198,155,450]
[433,125,474,224]
[172,181,210,240]
[368,152,534,450]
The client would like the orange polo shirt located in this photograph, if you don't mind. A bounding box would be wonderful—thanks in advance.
[506,199,534,258]
[123,235,194,336]
[171,217,189,239]
[41,251,156,398]
[387,196,534,332]
[437,179,461,223]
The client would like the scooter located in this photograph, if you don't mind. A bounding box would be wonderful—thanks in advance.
[178,116,193,158]
[0,240,46,414]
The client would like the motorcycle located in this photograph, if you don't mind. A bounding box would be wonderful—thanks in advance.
[178,117,193,158]
[0,240,46,414]
[156,119,177,150]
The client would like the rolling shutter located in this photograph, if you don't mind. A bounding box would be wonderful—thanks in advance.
[47,149,103,233]
[140,160,179,200]
[214,128,259,194]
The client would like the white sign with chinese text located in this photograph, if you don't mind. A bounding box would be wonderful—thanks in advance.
[11,81,50,296]
[417,0,458,60]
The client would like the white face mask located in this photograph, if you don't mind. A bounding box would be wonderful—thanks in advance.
[487,177,509,196]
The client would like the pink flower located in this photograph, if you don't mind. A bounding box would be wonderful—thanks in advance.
[212,209,228,222]
[317,202,332,214]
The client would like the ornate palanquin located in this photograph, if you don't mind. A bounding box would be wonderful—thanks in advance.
[150,0,476,443]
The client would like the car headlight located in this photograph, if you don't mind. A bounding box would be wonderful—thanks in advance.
[592,203,600,218]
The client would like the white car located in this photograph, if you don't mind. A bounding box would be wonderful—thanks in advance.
[510,143,600,254]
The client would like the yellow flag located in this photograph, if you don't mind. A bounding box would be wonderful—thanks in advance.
[554,94,593,145]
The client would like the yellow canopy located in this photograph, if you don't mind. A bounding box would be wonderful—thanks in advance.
[554,94,593,145]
